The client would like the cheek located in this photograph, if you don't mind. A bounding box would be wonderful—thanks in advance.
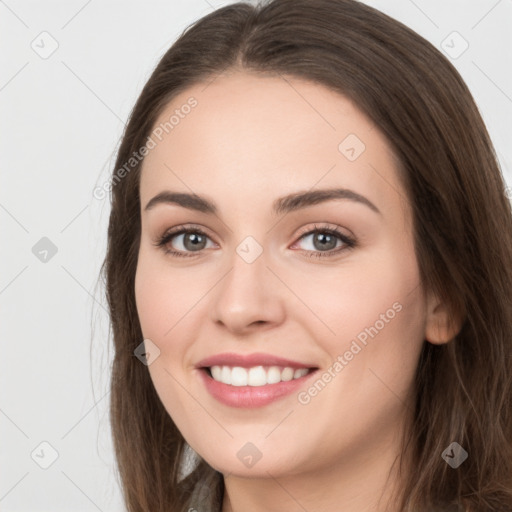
[284,244,424,350]
[134,248,202,341]
[288,253,425,455]
[330,250,425,397]
[134,253,200,424]
[134,248,215,399]
[287,245,426,420]
[134,267,170,341]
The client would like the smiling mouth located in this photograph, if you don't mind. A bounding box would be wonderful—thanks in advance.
[202,365,317,386]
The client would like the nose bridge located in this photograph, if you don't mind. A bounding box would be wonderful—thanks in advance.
[219,235,269,305]
[210,233,285,331]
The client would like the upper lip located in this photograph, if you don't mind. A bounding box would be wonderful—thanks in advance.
[196,352,318,370]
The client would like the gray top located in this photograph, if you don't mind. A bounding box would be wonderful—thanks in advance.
[187,477,221,512]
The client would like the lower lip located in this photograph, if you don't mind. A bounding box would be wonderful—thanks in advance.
[198,368,317,408]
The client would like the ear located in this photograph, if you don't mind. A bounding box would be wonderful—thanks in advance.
[424,289,463,345]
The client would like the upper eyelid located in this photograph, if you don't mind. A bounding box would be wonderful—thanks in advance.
[295,222,352,238]
[160,222,348,236]
[160,224,217,243]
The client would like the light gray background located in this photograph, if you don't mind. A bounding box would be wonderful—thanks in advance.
[1,0,511,510]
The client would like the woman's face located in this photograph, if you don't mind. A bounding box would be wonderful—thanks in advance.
[135,71,432,478]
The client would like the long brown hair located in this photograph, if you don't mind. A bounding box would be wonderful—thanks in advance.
[100,1,512,510]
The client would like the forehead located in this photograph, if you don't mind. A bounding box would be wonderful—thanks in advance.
[139,71,407,220]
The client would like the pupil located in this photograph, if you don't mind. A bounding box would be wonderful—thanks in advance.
[315,233,335,250]
[185,233,205,251]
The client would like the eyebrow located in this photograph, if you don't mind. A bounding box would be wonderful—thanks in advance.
[144,188,381,216]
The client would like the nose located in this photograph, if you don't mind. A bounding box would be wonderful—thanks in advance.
[210,245,286,335]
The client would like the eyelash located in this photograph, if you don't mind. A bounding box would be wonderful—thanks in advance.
[153,223,356,259]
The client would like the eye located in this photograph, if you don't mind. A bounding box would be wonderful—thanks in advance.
[153,225,216,257]
[291,223,356,259]
[153,223,356,259]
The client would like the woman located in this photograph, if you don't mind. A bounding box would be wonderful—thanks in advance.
[101,0,512,510]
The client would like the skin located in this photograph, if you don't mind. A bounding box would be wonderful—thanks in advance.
[134,70,458,512]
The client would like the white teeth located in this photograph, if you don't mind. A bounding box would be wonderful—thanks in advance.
[221,366,231,385]
[248,366,267,386]
[231,367,248,386]
[211,366,222,381]
[209,365,311,386]
[294,368,309,379]
[281,367,294,381]
[267,366,282,384]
